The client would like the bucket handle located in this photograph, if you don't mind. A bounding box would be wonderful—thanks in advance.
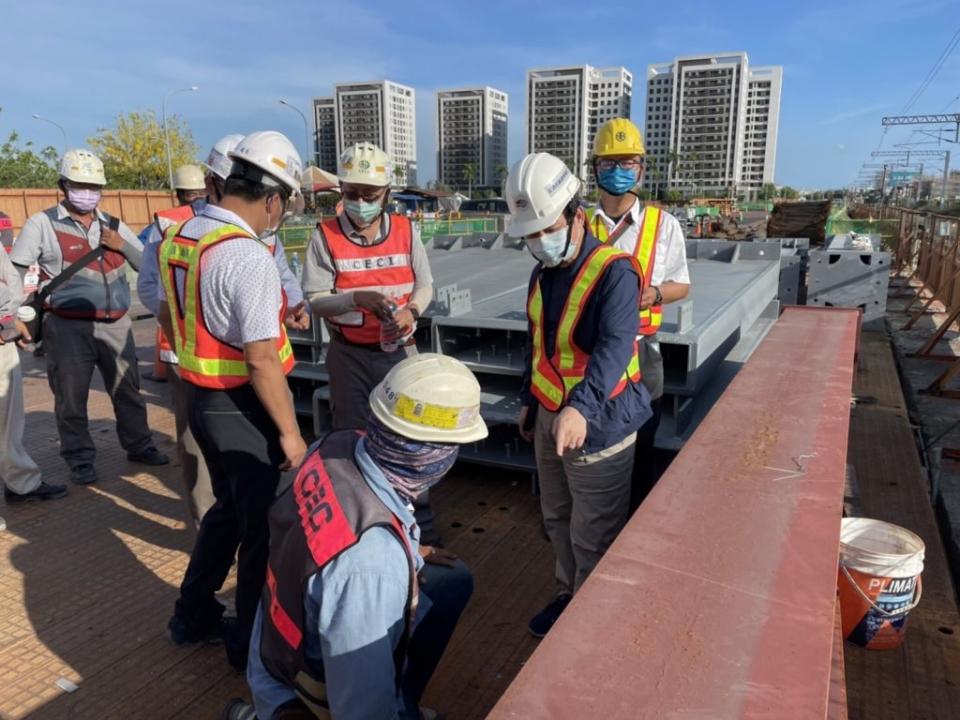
[841,567,923,617]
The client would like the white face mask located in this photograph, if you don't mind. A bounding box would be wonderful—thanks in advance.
[258,194,286,241]
[525,226,573,268]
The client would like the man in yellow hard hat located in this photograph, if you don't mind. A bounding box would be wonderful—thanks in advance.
[585,118,690,512]
[227,353,484,720]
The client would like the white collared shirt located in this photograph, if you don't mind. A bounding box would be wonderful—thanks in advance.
[590,198,690,287]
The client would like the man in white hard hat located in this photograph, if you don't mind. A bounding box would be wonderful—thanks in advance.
[138,136,307,526]
[585,119,690,512]
[223,353,483,720]
[302,142,441,545]
[11,149,168,486]
[158,131,306,671]
[507,152,652,638]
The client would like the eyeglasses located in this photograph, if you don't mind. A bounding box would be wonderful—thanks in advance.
[596,159,643,172]
[342,188,385,202]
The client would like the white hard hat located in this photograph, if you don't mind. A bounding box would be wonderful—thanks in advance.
[504,153,581,238]
[339,142,392,188]
[173,164,206,190]
[228,131,303,195]
[370,353,488,443]
[203,133,245,180]
[59,149,106,185]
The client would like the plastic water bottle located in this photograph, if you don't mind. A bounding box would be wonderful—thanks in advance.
[290,252,302,281]
[379,300,400,352]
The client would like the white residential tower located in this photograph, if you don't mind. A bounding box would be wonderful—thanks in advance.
[436,87,508,192]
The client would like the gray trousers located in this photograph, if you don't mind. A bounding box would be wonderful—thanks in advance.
[535,407,635,595]
[168,367,215,525]
[0,343,42,495]
[44,313,154,469]
[324,335,442,543]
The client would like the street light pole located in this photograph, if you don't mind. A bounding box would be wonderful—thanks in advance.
[279,99,312,167]
[162,86,199,191]
[31,114,68,155]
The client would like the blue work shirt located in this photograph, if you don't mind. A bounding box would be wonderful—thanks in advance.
[136,198,303,316]
[246,438,429,720]
[521,232,652,454]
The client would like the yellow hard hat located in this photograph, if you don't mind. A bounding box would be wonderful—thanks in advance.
[593,118,645,158]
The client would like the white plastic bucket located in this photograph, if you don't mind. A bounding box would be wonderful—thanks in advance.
[838,517,925,650]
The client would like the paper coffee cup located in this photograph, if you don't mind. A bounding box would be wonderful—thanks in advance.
[17,306,36,323]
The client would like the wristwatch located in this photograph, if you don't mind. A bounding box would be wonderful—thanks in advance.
[652,286,663,306]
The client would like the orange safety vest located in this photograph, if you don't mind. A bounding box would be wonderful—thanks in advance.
[527,245,643,412]
[159,221,294,389]
[322,215,416,345]
[154,205,198,363]
[587,204,663,335]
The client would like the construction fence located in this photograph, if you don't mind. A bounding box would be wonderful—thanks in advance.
[0,189,176,234]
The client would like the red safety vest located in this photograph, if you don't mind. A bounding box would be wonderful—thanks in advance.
[587,204,663,335]
[527,245,643,412]
[154,205,198,363]
[159,221,294,389]
[259,431,417,716]
[40,208,130,320]
[322,215,415,345]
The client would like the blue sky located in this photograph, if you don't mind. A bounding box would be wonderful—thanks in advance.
[2,0,958,189]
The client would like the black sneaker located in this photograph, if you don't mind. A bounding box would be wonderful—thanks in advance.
[219,699,257,720]
[128,448,170,466]
[528,593,572,638]
[70,464,98,486]
[4,482,68,503]
[166,614,232,647]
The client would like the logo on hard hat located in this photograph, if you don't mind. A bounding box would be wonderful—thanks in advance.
[359,160,371,171]
[615,131,626,142]
[514,196,529,209]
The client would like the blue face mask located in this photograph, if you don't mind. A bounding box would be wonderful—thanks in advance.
[526,226,573,268]
[597,166,639,196]
[344,199,383,226]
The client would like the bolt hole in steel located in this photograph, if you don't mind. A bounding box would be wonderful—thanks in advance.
[478,501,487,506]
[938,627,955,635]
[472,527,485,534]
[451,522,463,528]
[499,506,509,512]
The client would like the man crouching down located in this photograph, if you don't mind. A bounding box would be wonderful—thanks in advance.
[223,353,487,720]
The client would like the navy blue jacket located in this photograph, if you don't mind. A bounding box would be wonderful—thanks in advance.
[521,232,652,454]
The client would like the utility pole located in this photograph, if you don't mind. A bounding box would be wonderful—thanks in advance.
[942,150,952,207]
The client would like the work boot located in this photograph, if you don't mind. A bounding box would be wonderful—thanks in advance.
[127,447,170,466]
[70,464,98,486]
[4,482,68,503]
[167,613,233,647]
[219,699,257,720]
[528,593,572,638]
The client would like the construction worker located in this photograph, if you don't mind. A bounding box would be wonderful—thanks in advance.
[158,131,305,672]
[138,137,307,526]
[586,118,690,511]
[11,149,168,486]
[508,152,652,638]
[302,142,441,545]
[1,248,67,511]
[224,354,484,720]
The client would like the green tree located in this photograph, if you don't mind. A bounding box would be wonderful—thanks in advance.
[88,110,198,189]
[461,162,477,197]
[393,164,406,187]
[495,163,509,189]
[779,186,799,199]
[665,189,684,204]
[634,188,652,200]
[762,182,777,201]
[0,131,59,188]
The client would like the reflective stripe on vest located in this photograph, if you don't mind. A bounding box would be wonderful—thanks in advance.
[527,245,643,412]
[41,208,130,320]
[322,215,415,344]
[586,205,663,335]
[159,222,294,389]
